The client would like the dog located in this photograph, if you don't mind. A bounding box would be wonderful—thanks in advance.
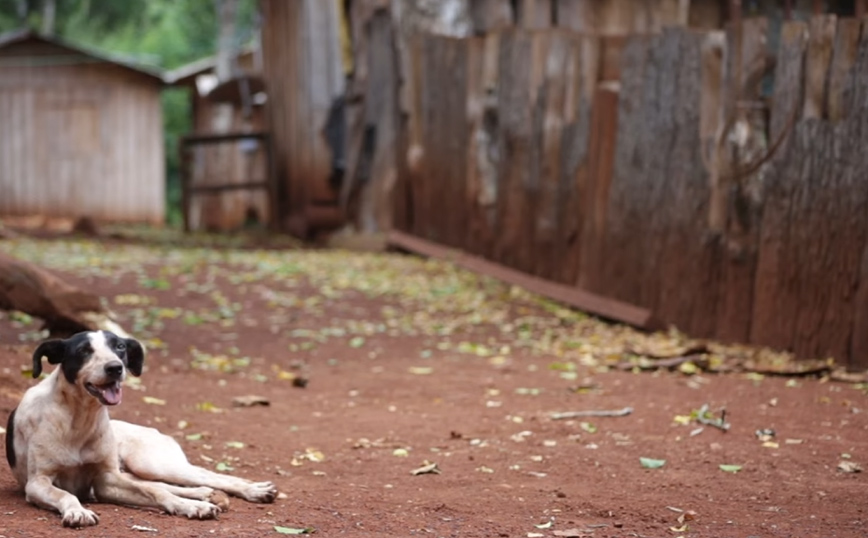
[4,330,277,527]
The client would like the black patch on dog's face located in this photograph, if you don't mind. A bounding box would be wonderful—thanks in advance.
[5,407,15,469]
[32,331,146,383]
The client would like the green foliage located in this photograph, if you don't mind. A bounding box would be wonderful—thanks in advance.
[0,0,259,226]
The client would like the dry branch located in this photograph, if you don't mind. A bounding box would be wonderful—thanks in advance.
[0,251,126,336]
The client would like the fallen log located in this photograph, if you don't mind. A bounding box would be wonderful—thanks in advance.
[0,251,127,336]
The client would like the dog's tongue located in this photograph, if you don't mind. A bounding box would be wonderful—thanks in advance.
[101,383,122,405]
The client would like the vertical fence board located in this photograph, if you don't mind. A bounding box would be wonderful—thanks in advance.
[803,15,837,119]
[559,35,597,285]
[494,31,535,270]
[845,35,868,369]
[827,18,861,121]
[750,21,808,351]
[586,35,651,303]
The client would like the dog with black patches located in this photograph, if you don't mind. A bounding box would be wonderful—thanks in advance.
[5,331,277,528]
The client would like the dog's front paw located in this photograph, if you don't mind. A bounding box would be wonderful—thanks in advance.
[174,499,220,520]
[241,481,278,503]
[62,507,99,527]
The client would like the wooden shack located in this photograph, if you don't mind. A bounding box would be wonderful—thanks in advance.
[165,48,272,232]
[0,29,165,225]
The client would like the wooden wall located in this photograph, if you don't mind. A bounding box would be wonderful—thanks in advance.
[0,40,165,225]
[393,17,868,369]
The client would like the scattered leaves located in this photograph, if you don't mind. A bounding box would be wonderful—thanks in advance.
[142,396,166,406]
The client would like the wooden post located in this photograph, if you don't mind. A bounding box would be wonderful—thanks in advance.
[516,0,553,29]
[469,0,513,33]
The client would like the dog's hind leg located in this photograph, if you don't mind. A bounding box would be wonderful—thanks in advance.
[113,420,277,503]
[93,471,220,520]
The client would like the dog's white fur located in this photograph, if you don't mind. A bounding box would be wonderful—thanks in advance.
[6,331,277,527]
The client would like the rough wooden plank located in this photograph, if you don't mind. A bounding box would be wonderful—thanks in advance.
[493,31,536,271]
[750,21,808,351]
[713,18,768,343]
[803,15,837,119]
[387,230,655,328]
[585,35,651,302]
[555,0,596,32]
[469,0,513,33]
[827,18,861,122]
[516,0,553,29]
[576,85,618,289]
[845,34,868,369]
[556,34,595,286]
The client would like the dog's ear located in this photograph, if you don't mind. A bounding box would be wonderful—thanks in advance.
[124,338,145,377]
[32,339,66,378]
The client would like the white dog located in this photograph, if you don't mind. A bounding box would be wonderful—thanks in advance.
[5,330,277,527]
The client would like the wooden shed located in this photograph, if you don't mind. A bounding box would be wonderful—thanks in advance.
[0,29,165,226]
[166,48,273,232]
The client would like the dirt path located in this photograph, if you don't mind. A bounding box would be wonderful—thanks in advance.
[1,236,866,537]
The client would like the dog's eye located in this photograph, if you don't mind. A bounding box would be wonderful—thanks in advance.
[115,342,126,352]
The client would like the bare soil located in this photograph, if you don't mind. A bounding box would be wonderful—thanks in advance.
[1,235,867,538]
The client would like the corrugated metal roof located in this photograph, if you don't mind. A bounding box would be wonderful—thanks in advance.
[0,28,164,83]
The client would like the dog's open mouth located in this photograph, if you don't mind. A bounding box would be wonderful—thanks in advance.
[85,381,123,406]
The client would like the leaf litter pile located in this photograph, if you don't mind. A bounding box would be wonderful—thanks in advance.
[1,234,867,537]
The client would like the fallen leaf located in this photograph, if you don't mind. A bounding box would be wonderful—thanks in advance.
[553,529,586,537]
[225,441,245,449]
[349,336,366,348]
[185,433,204,441]
[408,366,434,375]
[534,521,553,529]
[410,461,441,476]
[393,448,409,457]
[131,524,159,532]
[274,525,316,534]
[838,461,862,473]
[640,457,666,469]
[719,464,743,473]
[142,396,166,406]
[670,524,689,532]
[580,422,597,434]
[196,401,224,413]
[216,462,235,472]
[527,533,545,538]
[476,466,494,473]
[232,395,271,407]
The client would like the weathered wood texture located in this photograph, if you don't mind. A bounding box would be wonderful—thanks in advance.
[392,16,868,368]
[0,35,164,224]
[261,0,346,236]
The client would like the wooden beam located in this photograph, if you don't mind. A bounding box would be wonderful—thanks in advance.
[188,181,270,193]
[387,230,657,329]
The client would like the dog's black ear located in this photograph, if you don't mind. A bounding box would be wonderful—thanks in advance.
[32,339,66,378]
[125,338,145,377]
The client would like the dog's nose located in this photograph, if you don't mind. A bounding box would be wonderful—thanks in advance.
[104,361,124,379]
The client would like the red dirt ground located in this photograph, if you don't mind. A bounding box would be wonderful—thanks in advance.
[1,235,867,538]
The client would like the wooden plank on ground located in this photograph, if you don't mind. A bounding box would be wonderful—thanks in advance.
[387,230,655,328]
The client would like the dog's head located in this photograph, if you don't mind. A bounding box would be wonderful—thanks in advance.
[32,331,145,406]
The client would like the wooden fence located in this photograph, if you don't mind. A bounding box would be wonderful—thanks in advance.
[393,16,868,369]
